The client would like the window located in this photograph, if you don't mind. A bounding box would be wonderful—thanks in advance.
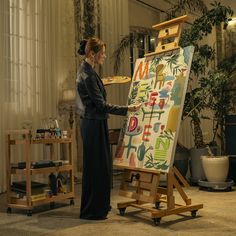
[130,31,156,74]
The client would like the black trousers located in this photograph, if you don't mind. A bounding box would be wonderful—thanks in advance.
[80,118,111,219]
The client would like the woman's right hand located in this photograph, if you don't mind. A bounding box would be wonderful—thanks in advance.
[128,103,142,112]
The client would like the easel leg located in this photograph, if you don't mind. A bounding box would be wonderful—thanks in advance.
[117,168,203,225]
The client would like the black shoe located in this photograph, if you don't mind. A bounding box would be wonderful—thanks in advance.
[80,215,107,220]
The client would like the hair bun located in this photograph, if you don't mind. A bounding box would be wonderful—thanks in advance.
[77,39,87,55]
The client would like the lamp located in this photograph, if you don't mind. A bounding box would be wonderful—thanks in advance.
[58,89,76,130]
[63,89,75,102]
[228,18,236,26]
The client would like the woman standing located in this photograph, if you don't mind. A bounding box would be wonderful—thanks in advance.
[76,37,140,220]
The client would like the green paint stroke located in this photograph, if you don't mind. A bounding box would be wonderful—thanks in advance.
[144,153,169,170]
[154,137,170,161]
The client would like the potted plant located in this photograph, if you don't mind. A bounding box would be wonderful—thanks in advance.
[197,69,230,184]
[177,2,233,183]
[199,54,236,184]
[182,68,231,182]
[183,55,235,184]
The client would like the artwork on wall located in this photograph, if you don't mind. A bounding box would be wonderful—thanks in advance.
[113,46,194,173]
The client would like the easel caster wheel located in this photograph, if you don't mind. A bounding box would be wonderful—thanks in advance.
[50,202,55,209]
[155,201,161,209]
[27,210,32,216]
[70,199,75,205]
[227,187,232,192]
[119,207,126,216]
[7,207,12,214]
[153,217,161,226]
[191,210,197,217]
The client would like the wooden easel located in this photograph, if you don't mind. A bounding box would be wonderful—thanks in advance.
[115,15,203,225]
[117,167,203,225]
[145,15,189,57]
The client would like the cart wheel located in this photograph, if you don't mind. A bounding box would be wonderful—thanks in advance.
[70,199,75,205]
[27,210,32,216]
[191,210,197,217]
[50,202,55,209]
[119,207,126,216]
[226,186,232,192]
[153,217,161,226]
[155,201,161,209]
[6,207,12,214]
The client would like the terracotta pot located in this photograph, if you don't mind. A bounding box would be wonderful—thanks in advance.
[201,156,229,182]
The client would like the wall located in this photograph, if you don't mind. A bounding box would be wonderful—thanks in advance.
[129,0,160,28]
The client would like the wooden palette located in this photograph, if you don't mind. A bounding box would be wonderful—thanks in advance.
[102,76,131,86]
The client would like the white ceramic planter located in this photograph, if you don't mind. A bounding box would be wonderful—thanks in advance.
[201,156,229,182]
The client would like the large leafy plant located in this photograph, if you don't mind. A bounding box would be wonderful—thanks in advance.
[181,2,234,149]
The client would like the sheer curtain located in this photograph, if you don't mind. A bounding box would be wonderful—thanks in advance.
[99,0,131,129]
[0,0,76,193]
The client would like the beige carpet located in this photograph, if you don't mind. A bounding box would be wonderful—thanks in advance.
[1,180,236,236]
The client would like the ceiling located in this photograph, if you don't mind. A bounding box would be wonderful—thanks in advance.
[135,0,174,13]
[136,0,236,17]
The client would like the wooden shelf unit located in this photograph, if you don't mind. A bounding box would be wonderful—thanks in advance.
[5,129,75,216]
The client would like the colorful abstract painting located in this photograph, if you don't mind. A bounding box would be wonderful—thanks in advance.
[113,46,194,173]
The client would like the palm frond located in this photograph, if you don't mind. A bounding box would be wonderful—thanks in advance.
[166,0,208,19]
[113,35,132,74]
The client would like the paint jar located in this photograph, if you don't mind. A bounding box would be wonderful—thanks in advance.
[62,130,68,139]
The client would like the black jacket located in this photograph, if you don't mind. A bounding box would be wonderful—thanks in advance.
[76,60,128,120]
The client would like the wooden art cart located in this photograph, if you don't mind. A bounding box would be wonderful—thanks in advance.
[5,129,75,216]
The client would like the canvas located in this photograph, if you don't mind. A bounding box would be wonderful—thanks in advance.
[114,46,194,173]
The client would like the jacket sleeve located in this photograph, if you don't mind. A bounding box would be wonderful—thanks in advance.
[84,74,128,116]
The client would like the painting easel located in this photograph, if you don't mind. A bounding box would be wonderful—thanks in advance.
[116,166,203,225]
[145,15,189,56]
[114,15,203,225]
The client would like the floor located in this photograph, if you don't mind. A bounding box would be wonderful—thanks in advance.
[1,175,236,236]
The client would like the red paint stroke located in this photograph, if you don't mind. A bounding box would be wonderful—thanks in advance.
[128,117,138,132]
[160,125,165,134]
[149,91,158,106]
[129,152,136,167]
[142,124,152,141]
[158,99,165,109]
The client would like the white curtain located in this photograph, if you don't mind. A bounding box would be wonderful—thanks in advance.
[99,0,131,129]
[0,0,76,193]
